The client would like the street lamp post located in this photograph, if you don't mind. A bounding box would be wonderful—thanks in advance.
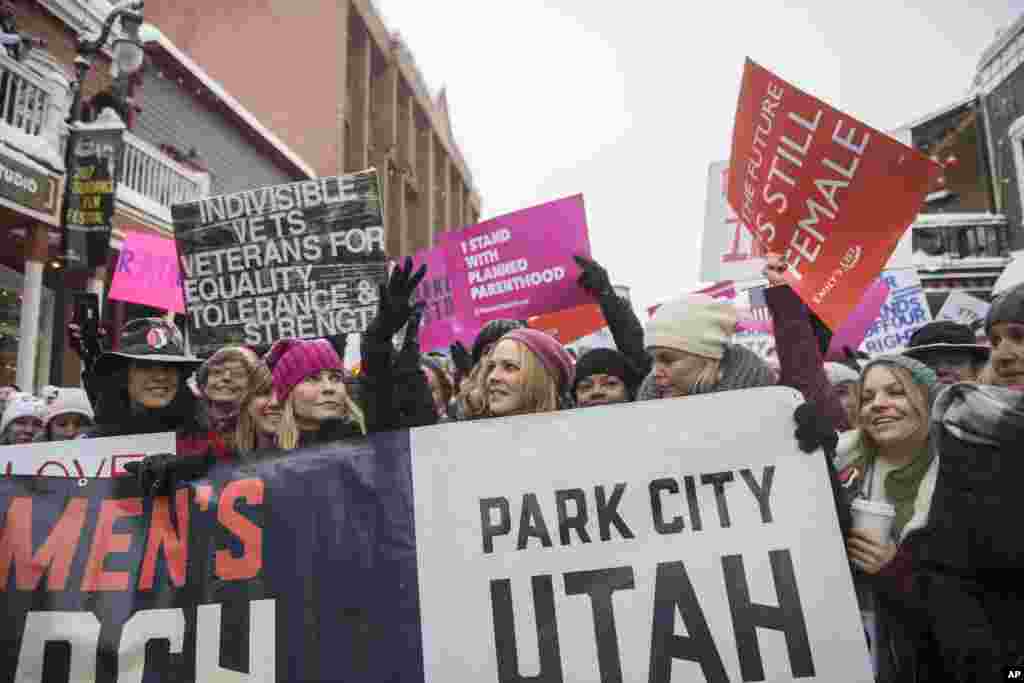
[52,1,145,384]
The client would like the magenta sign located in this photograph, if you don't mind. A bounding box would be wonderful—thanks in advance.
[444,194,592,326]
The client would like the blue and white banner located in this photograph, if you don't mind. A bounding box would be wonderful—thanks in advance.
[0,388,872,682]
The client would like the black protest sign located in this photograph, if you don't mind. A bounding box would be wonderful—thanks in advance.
[172,170,387,357]
[62,125,124,269]
[0,432,420,682]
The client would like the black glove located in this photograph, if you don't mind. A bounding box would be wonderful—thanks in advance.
[394,302,425,375]
[124,453,217,498]
[366,257,427,341]
[449,340,473,380]
[67,322,106,371]
[793,403,839,456]
[841,346,868,374]
[573,254,614,298]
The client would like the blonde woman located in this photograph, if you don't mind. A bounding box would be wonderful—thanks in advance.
[266,338,367,451]
[485,329,574,417]
[235,361,282,455]
[832,355,942,681]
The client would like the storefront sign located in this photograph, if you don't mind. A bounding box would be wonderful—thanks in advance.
[0,150,60,222]
[62,125,124,269]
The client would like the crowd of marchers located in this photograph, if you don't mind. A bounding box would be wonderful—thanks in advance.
[0,252,1021,683]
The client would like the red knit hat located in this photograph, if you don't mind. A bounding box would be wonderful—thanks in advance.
[267,339,343,401]
[499,328,575,394]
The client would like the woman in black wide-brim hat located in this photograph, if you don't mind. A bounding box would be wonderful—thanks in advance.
[86,318,205,441]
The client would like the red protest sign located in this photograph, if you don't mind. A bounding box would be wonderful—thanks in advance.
[727,59,938,329]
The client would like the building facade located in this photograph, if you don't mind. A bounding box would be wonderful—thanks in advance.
[897,15,1024,313]
[0,0,313,392]
[144,0,482,261]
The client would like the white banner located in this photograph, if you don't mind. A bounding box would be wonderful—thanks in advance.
[859,268,932,355]
[412,387,872,682]
[935,290,990,329]
[0,432,176,478]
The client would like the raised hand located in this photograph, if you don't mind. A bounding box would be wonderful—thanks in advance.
[573,254,614,298]
[370,257,427,340]
[67,322,107,371]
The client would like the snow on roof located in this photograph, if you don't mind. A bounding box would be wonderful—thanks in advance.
[912,212,1007,228]
[896,94,977,134]
[139,24,316,180]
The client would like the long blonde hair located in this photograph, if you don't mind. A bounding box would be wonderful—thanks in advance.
[235,362,274,455]
[487,340,559,416]
[276,380,366,451]
[857,364,931,451]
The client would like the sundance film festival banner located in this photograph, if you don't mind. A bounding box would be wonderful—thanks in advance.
[727,59,937,330]
[173,170,387,357]
[62,125,124,270]
[0,389,873,682]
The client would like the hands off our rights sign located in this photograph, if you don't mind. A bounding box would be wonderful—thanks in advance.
[173,170,387,356]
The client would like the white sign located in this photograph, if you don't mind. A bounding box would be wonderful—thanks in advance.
[859,268,932,355]
[993,249,1024,295]
[936,290,991,328]
[412,387,872,682]
[0,432,176,478]
[700,161,765,283]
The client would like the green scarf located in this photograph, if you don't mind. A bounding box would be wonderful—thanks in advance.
[850,438,933,538]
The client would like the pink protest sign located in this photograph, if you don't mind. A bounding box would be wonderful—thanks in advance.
[412,245,482,352]
[446,194,592,325]
[108,228,185,313]
[826,277,890,360]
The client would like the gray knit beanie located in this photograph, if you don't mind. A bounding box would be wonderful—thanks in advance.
[985,282,1024,336]
[860,354,942,407]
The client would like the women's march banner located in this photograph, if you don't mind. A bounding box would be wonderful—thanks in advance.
[727,59,938,330]
[0,389,873,682]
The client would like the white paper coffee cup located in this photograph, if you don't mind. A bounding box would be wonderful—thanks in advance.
[850,498,896,541]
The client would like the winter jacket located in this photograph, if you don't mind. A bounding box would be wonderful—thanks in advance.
[765,285,851,431]
[595,288,652,380]
[834,430,939,682]
[912,384,1024,681]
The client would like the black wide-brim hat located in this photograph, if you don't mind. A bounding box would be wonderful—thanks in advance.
[93,318,202,378]
[903,320,990,362]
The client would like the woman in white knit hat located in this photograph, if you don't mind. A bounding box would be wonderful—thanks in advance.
[0,393,45,445]
[640,294,775,399]
[43,387,94,441]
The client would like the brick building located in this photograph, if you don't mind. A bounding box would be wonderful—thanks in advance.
[0,0,313,391]
[144,0,481,261]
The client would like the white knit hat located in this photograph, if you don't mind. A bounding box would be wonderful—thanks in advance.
[824,362,860,386]
[1,394,46,434]
[44,387,94,426]
[644,294,739,360]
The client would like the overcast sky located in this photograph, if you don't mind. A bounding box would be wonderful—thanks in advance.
[375,1,1024,310]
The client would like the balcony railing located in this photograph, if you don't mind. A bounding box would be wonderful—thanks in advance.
[118,131,209,220]
[0,52,65,170]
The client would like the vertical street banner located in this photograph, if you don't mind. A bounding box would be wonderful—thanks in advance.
[446,194,593,325]
[172,170,387,357]
[0,389,873,682]
[62,124,124,270]
[701,161,766,283]
[727,59,938,330]
[108,229,186,313]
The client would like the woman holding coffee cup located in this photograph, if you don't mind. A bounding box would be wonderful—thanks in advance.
[832,354,942,681]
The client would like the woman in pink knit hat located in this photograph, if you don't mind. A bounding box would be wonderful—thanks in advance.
[485,328,575,417]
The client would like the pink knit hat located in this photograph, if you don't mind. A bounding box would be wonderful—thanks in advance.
[499,328,575,393]
[267,338,344,401]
